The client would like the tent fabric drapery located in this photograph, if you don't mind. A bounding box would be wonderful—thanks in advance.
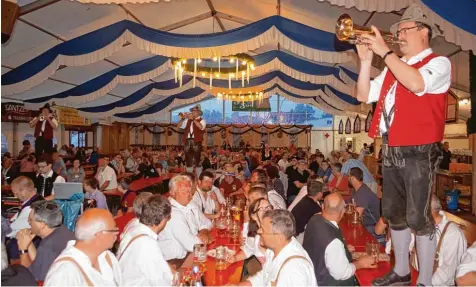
[1,16,354,95]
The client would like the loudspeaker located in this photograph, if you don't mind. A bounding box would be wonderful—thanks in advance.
[2,0,19,44]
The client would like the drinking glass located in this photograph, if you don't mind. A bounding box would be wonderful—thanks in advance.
[216,218,228,238]
[229,221,240,244]
[215,246,228,271]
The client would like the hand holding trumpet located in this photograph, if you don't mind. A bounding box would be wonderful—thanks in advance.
[357,26,392,59]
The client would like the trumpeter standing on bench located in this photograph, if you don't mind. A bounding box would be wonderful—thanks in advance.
[29,103,58,157]
[177,104,206,178]
[355,4,451,286]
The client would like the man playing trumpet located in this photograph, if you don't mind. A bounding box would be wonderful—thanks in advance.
[29,103,58,156]
[355,4,451,286]
[177,104,206,177]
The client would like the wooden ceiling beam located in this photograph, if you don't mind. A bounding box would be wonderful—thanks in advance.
[205,0,225,31]
[159,11,213,31]
[19,0,61,16]
[214,12,252,25]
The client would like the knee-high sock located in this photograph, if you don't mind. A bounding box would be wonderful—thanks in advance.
[416,234,436,286]
[186,166,193,174]
[195,167,202,179]
[391,228,411,276]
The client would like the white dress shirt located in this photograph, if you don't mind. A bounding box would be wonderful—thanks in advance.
[242,235,266,262]
[180,118,206,138]
[432,211,467,286]
[117,222,172,286]
[288,186,308,211]
[96,165,118,190]
[39,169,65,196]
[192,186,225,214]
[44,240,122,286]
[456,241,476,278]
[7,197,37,238]
[249,237,317,287]
[367,48,452,134]
[268,190,286,210]
[158,199,211,260]
[324,221,356,281]
[120,218,139,242]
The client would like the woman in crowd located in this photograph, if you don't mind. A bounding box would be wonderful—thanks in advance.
[67,159,85,183]
[227,198,273,268]
[83,177,108,210]
[264,164,285,200]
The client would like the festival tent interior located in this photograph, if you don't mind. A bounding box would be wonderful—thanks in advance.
[1,0,474,156]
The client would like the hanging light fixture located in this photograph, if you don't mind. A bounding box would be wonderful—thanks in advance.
[172,53,255,89]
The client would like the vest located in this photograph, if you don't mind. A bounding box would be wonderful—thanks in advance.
[182,117,204,144]
[34,119,54,140]
[368,53,448,147]
[35,172,59,198]
[304,215,355,286]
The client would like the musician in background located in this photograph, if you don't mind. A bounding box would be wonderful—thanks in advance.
[355,4,451,286]
[29,104,58,156]
[177,104,206,177]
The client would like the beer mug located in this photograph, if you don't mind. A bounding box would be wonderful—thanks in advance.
[215,246,228,271]
[216,217,228,238]
[193,243,207,271]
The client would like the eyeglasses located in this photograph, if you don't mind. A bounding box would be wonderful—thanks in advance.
[257,227,279,236]
[99,227,119,234]
[38,164,48,168]
[253,205,273,214]
[395,25,421,37]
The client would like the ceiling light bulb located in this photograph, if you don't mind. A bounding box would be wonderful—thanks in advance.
[182,59,187,64]
[232,95,236,99]
[197,59,202,63]
[242,61,247,65]
[229,58,235,63]
[251,66,255,71]
[201,72,206,77]
[213,57,218,61]
[216,73,220,78]
[242,71,245,75]
[231,73,235,78]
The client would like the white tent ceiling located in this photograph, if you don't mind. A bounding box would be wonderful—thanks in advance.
[1,0,472,122]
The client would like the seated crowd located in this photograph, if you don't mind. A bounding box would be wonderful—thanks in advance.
[1,142,475,287]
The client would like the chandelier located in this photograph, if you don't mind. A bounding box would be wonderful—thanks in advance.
[173,54,256,89]
[211,86,266,104]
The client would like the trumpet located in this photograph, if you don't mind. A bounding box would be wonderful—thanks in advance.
[178,112,192,120]
[336,14,406,45]
[39,115,45,121]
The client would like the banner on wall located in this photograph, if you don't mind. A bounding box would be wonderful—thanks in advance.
[53,106,91,126]
[232,99,271,112]
[1,102,39,122]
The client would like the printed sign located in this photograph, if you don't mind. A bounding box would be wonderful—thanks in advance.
[232,98,271,112]
[54,106,91,126]
[1,103,39,122]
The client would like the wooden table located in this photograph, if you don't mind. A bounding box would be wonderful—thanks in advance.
[180,228,244,286]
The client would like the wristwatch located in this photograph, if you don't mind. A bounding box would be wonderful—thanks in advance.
[19,249,28,255]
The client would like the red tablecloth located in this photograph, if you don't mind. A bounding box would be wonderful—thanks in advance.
[339,214,418,286]
[181,228,244,286]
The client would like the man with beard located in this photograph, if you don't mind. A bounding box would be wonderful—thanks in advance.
[193,171,224,220]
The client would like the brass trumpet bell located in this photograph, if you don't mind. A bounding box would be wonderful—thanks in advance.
[336,14,405,45]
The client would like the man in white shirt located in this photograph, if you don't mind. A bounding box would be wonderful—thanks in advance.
[44,208,122,286]
[456,242,476,286]
[177,104,206,177]
[117,195,173,286]
[355,4,451,286]
[250,169,286,210]
[277,153,289,172]
[158,174,212,262]
[6,176,44,259]
[237,209,317,287]
[303,193,376,286]
[96,157,117,191]
[429,195,467,286]
[193,170,224,219]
